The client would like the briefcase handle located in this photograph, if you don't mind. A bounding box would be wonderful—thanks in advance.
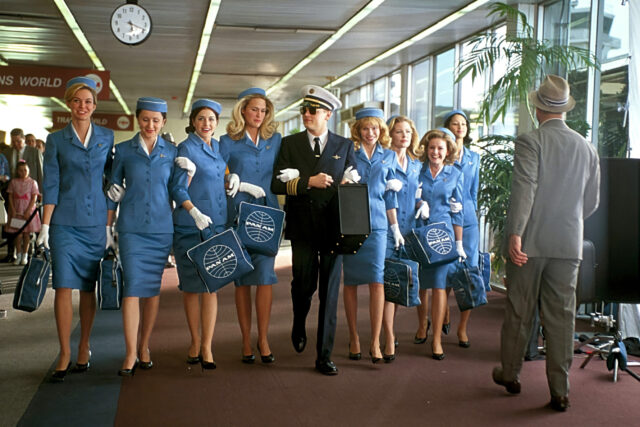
[393,246,411,260]
[199,224,217,241]
[34,244,50,263]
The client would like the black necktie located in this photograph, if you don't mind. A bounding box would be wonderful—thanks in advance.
[313,137,321,158]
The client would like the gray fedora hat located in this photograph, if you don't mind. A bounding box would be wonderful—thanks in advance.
[528,75,575,113]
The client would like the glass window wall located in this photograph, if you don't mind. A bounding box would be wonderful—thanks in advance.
[389,72,402,117]
[433,48,455,127]
[410,58,430,137]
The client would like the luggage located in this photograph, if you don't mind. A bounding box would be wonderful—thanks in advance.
[236,201,285,256]
[576,239,597,303]
[12,246,51,312]
[479,251,492,292]
[187,227,254,293]
[327,184,371,254]
[97,248,124,310]
[405,221,457,267]
[449,260,488,311]
[383,248,421,307]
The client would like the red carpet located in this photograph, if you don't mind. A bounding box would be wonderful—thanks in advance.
[114,254,640,426]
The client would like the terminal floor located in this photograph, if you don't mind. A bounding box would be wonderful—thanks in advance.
[1,249,639,426]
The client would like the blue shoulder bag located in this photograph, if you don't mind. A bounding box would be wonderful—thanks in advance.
[98,248,124,310]
[383,247,421,307]
[236,201,285,257]
[405,221,458,267]
[13,246,50,312]
[449,260,488,311]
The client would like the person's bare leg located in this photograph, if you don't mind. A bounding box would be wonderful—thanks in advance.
[235,286,253,356]
[382,301,396,355]
[138,296,160,362]
[77,290,96,365]
[183,292,201,358]
[369,283,384,359]
[256,285,273,356]
[200,293,218,363]
[415,289,429,339]
[431,289,447,355]
[54,288,73,370]
[458,309,471,343]
[343,285,360,355]
[121,297,140,369]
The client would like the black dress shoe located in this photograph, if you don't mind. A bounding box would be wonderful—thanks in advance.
[72,350,92,373]
[442,322,451,335]
[186,354,201,364]
[369,350,382,364]
[492,367,521,394]
[383,353,396,363]
[550,395,570,412]
[348,351,362,360]
[291,330,307,353]
[458,340,470,348]
[394,338,399,349]
[431,352,445,361]
[118,360,139,377]
[51,362,72,382]
[413,335,427,344]
[242,354,256,364]
[139,360,154,370]
[257,343,275,364]
[200,358,217,370]
[315,359,338,376]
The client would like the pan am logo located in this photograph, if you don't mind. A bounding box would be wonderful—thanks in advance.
[426,228,452,255]
[203,245,237,279]
[383,269,401,298]
[245,211,275,243]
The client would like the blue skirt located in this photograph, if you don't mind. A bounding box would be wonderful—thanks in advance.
[419,261,454,290]
[343,229,385,286]
[174,225,213,293]
[119,232,172,298]
[235,251,276,286]
[50,224,105,292]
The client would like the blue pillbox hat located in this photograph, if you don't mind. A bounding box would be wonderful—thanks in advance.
[355,108,384,121]
[386,115,399,127]
[137,97,168,113]
[66,76,97,90]
[191,99,222,115]
[443,109,467,123]
[238,88,266,99]
[438,127,456,141]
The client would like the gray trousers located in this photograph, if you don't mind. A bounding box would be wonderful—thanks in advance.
[500,257,580,397]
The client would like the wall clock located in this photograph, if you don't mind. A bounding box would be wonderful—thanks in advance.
[110,1,152,46]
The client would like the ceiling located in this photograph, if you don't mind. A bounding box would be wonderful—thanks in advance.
[0,0,533,134]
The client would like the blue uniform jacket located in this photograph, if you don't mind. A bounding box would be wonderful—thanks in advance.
[454,147,480,226]
[418,163,464,230]
[172,132,228,229]
[353,144,398,231]
[43,123,114,226]
[387,155,422,234]
[108,134,188,233]
[219,132,282,225]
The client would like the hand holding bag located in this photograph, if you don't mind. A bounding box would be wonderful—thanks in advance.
[187,227,254,293]
[449,260,488,311]
[405,221,458,267]
[383,247,421,307]
[236,201,285,256]
[12,245,50,312]
[98,248,124,310]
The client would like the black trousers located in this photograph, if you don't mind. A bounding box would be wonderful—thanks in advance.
[290,239,342,362]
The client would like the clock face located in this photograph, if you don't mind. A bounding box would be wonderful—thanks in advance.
[110,3,152,46]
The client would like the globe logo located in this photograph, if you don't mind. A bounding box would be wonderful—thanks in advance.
[245,211,275,243]
[426,228,452,255]
[203,245,237,279]
[383,268,401,298]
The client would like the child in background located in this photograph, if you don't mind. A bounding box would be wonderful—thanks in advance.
[6,161,41,265]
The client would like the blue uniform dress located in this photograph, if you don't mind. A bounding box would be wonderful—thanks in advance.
[219,132,282,286]
[417,163,464,289]
[385,155,422,258]
[452,147,480,268]
[108,134,188,298]
[172,132,228,293]
[343,144,398,285]
[43,123,114,291]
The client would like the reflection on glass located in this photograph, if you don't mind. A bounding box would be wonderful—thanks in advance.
[389,71,402,117]
[459,40,488,141]
[411,59,430,137]
[601,0,628,62]
[434,48,454,125]
[598,66,628,158]
[347,90,360,108]
[373,78,386,103]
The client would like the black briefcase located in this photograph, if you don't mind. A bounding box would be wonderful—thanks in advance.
[576,239,597,303]
[327,184,371,254]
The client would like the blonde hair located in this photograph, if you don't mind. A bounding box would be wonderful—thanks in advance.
[226,94,278,141]
[387,115,421,160]
[63,83,97,107]
[350,116,390,150]
[418,129,459,165]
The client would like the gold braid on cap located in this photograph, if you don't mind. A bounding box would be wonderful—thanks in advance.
[303,95,333,111]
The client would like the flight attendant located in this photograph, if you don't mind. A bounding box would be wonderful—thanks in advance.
[444,110,480,348]
[37,76,114,381]
[343,108,401,364]
[107,97,189,376]
[416,128,466,360]
[220,88,282,364]
[172,99,229,370]
[381,115,423,358]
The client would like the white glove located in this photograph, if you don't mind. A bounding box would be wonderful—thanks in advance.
[37,224,50,249]
[342,166,361,183]
[390,223,405,249]
[239,182,266,199]
[189,206,212,231]
[415,201,430,220]
[415,183,422,199]
[226,173,240,197]
[385,179,403,192]
[276,168,300,183]
[175,156,197,177]
[456,240,467,261]
[106,226,115,249]
[107,183,125,202]
[450,197,462,214]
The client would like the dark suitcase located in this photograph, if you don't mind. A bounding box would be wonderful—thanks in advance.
[98,248,124,310]
[576,239,597,304]
[327,184,371,254]
[12,246,51,312]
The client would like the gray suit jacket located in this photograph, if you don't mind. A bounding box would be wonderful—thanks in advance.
[505,119,600,260]
[9,146,43,190]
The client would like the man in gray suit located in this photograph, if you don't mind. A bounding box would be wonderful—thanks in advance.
[492,75,600,412]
